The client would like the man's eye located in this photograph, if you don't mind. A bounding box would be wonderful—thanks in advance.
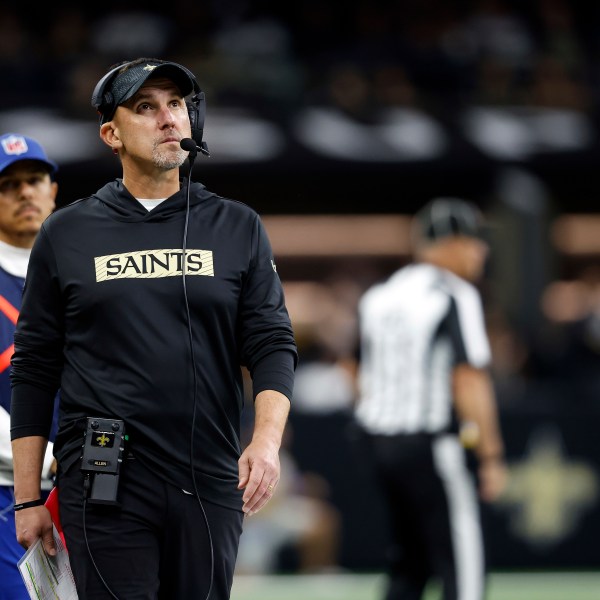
[0,181,18,193]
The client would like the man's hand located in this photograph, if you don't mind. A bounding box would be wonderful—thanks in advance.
[478,457,508,503]
[15,505,56,555]
[238,436,280,515]
[12,436,55,553]
[238,389,290,516]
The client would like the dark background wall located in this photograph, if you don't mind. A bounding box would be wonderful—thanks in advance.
[3,1,600,215]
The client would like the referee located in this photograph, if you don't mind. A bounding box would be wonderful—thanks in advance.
[354,198,507,600]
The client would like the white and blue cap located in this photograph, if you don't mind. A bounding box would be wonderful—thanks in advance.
[0,133,58,176]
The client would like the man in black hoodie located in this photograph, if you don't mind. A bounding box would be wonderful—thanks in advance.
[10,58,297,600]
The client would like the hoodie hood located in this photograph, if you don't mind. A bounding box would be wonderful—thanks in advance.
[91,178,218,223]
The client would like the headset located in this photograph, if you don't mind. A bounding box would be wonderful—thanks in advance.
[91,59,208,152]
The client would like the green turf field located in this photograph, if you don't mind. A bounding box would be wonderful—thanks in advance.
[231,571,600,600]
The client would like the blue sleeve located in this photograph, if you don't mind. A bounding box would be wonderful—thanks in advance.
[11,226,64,440]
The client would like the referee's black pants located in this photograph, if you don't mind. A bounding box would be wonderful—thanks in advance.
[57,452,243,599]
[364,432,486,600]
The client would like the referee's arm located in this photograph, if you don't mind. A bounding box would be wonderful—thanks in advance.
[452,363,508,503]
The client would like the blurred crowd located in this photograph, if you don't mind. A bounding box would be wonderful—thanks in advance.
[2,0,600,123]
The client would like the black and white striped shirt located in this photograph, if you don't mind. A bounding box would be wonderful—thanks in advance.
[355,263,490,435]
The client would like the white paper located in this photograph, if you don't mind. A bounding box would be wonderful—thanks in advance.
[17,524,79,600]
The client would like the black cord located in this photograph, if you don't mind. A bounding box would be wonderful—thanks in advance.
[79,153,214,600]
[82,474,120,600]
[182,153,215,600]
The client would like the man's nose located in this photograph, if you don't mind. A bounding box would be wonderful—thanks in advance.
[16,181,35,198]
[158,106,177,128]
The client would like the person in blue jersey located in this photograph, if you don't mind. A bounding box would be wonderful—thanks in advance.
[0,133,58,600]
[10,58,297,600]
[354,198,507,600]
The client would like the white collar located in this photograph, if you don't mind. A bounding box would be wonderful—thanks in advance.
[0,239,30,278]
[136,198,167,211]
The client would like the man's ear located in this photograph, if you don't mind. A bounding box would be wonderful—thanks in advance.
[100,122,122,152]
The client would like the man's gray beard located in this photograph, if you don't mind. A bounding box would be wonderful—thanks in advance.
[152,146,187,170]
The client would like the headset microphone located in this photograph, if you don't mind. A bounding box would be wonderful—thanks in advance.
[180,137,210,160]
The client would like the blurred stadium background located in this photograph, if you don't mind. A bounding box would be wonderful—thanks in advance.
[4,1,600,597]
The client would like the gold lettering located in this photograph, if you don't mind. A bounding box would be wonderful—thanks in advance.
[95,250,214,281]
[122,256,142,274]
[106,257,121,276]
[187,253,202,272]
[149,253,170,272]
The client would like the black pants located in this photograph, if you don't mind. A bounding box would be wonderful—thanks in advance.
[57,453,243,599]
[362,432,486,600]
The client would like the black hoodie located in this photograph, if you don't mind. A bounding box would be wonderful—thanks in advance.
[10,179,297,510]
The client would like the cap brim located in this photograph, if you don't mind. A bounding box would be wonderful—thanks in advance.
[0,156,57,176]
[32,157,58,175]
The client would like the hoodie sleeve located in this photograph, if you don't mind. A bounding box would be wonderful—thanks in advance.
[238,215,297,401]
[10,225,64,440]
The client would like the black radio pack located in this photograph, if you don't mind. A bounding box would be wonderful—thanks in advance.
[81,417,126,506]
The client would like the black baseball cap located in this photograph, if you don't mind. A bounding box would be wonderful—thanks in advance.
[414,197,484,242]
[92,59,198,124]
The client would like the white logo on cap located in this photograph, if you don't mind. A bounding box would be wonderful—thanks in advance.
[143,64,157,72]
[2,135,28,156]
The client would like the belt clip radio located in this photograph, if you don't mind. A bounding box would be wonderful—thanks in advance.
[81,417,126,506]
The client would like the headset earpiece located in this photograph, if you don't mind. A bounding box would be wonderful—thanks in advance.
[91,61,134,123]
[187,90,206,150]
